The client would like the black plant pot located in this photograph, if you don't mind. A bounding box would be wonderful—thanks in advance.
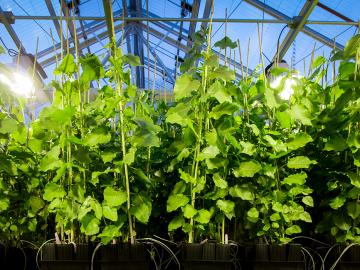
[181,243,234,270]
[97,243,149,270]
[244,244,304,270]
[333,245,360,270]
[0,246,26,270]
[40,243,93,270]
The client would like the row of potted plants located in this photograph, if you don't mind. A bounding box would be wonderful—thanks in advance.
[0,29,360,269]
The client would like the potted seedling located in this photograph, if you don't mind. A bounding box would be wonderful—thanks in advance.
[165,30,239,269]
[0,58,48,270]
[236,61,318,269]
[314,34,360,270]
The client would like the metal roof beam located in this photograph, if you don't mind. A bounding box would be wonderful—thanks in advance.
[134,26,175,84]
[274,0,319,61]
[103,0,116,50]
[0,6,25,53]
[138,22,189,52]
[188,0,201,46]
[201,0,214,30]
[60,1,76,40]
[130,0,145,88]
[40,23,124,68]
[144,10,189,34]
[317,2,356,24]
[37,12,123,59]
[244,0,344,50]
[44,0,66,49]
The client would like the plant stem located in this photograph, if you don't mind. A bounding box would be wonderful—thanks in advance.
[222,215,225,244]
[117,85,134,241]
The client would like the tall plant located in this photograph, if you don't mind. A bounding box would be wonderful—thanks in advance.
[165,30,242,243]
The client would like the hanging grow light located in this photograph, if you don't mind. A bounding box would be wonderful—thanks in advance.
[0,70,35,98]
[266,60,302,100]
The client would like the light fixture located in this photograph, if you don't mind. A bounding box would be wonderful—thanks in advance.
[0,70,35,98]
[265,60,302,100]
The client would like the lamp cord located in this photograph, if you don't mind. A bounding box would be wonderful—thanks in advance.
[0,36,18,57]
[275,25,288,64]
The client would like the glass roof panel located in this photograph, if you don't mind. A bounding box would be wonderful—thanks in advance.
[0,0,359,89]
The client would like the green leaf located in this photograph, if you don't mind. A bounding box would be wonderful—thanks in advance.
[344,34,360,58]
[174,74,200,100]
[171,181,187,195]
[183,204,197,219]
[209,102,240,120]
[43,183,66,201]
[73,147,91,164]
[28,196,45,212]
[103,205,118,221]
[0,45,5,55]
[287,156,317,169]
[285,225,302,235]
[311,56,326,70]
[229,185,254,200]
[0,118,18,134]
[276,110,292,129]
[90,199,102,219]
[28,218,37,232]
[347,202,360,219]
[122,54,141,66]
[55,54,77,75]
[247,207,259,223]
[270,213,281,221]
[213,173,228,189]
[286,133,313,151]
[216,200,235,220]
[333,214,351,231]
[80,214,100,235]
[168,215,185,231]
[194,209,211,224]
[208,81,232,103]
[214,36,237,49]
[130,194,152,223]
[103,187,127,207]
[80,54,105,83]
[101,151,117,163]
[0,157,17,176]
[329,196,346,210]
[272,202,283,212]
[264,87,279,109]
[239,141,256,156]
[289,104,312,126]
[299,212,312,223]
[198,145,220,160]
[123,147,136,165]
[99,224,123,244]
[246,123,260,136]
[282,172,307,186]
[167,194,189,212]
[233,160,261,177]
[302,196,314,207]
[179,169,196,184]
[0,198,10,211]
[324,134,348,151]
[166,103,191,127]
[209,66,235,81]
[84,128,111,147]
[347,173,360,188]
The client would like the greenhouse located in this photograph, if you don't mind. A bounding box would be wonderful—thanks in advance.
[0,0,359,269]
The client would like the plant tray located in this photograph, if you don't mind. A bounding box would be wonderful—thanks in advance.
[243,244,305,270]
[0,246,27,270]
[181,243,234,270]
[97,243,149,270]
[40,243,93,270]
